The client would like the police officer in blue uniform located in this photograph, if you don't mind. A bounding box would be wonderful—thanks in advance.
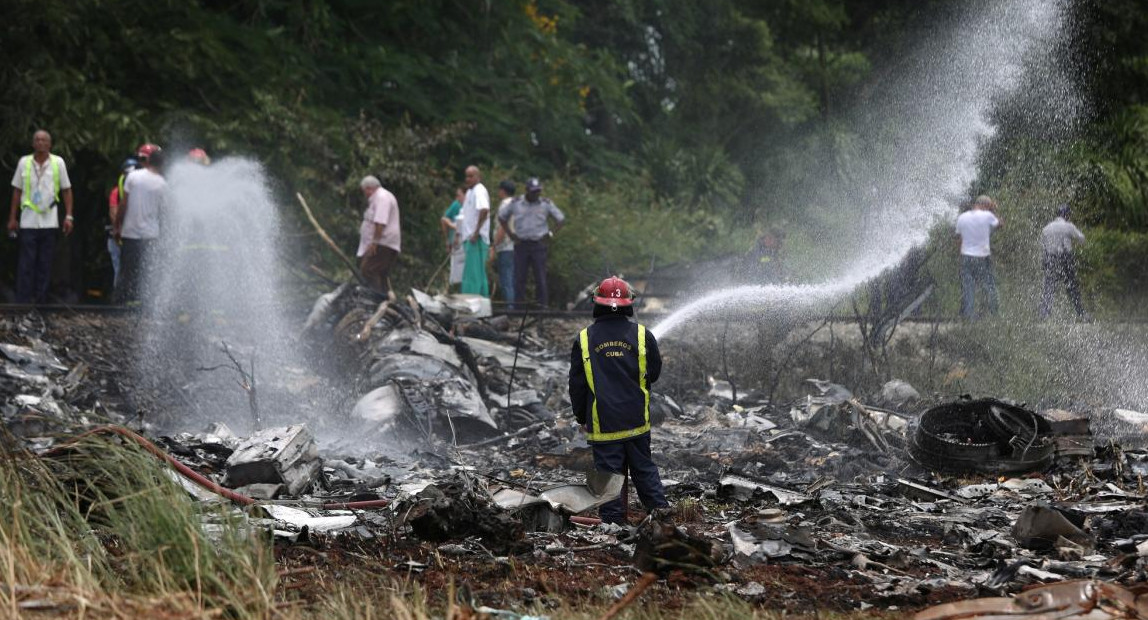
[569,276,669,524]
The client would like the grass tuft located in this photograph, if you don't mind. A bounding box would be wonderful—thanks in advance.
[0,432,275,618]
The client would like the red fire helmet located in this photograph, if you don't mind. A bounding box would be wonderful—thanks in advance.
[593,276,634,307]
[187,148,211,165]
[136,143,162,160]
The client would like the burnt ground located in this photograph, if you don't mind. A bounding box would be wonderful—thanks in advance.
[4,308,1148,617]
[270,526,967,614]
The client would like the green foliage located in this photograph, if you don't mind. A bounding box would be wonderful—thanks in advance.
[1078,227,1148,314]
[1068,106,1148,230]
[1,0,1147,309]
[531,175,736,304]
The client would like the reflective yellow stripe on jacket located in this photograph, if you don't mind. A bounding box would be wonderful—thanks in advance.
[21,155,61,214]
[579,324,650,442]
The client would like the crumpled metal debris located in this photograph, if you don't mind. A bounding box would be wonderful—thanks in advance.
[396,473,526,552]
[790,387,902,453]
[410,288,491,319]
[225,424,322,496]
[351,377,496,443]
[492,471,625,515]
[302,282,352,334]
[880,379,921,406]
[1012,503,1095,551]
[0,342,69,374]
[255,504,358,534]
[914,580,1148,620]
[718,474,812,505]
[727,520,816,561]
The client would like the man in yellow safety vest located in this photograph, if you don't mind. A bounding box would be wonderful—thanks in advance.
[7,130,74,304]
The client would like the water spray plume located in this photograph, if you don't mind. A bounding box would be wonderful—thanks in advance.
[139,157,304,432]
[653,0,1071,338]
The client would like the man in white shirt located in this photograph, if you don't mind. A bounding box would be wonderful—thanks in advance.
[114,144,167,303]
[1039,204,1087,319]
[7,130,73,304]
[459,165,490,296]
[357,175,401,298]
[954,195,1003,318]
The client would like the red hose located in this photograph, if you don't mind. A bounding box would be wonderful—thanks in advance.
[46,425,390,510]
[569,516,602,526]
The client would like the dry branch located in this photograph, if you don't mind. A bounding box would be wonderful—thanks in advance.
[598,571,658,620]
[295,192,368,287]
[196,342,260,430]
[356,301,390,341]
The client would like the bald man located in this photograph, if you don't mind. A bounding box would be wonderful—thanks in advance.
[459,165,490,296]
[8,130,73,304]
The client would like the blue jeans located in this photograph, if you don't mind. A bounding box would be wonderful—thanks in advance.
[108,236,121,289]
[960,255,998,318]
[592,434,667,524]
[495,250,515,305]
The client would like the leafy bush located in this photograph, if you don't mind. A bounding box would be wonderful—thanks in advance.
[1078,227,1148,314]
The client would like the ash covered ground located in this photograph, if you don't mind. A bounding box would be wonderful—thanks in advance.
[4,293,1148,618]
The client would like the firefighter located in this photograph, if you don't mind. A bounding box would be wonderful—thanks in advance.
[569,276,670,524]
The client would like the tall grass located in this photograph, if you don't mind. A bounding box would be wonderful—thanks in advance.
[0,433,275,618]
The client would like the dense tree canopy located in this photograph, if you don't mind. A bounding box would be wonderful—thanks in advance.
[1,0,1145,306]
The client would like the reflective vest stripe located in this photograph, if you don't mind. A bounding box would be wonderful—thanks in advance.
[580,325,651,442]
[579,328,597,432]
[638,323,649,415]
[20,155,60,214]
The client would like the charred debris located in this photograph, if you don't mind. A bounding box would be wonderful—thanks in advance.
[5,290,1148,617]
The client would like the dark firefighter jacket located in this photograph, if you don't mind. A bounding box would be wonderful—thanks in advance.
[568,314,662,443]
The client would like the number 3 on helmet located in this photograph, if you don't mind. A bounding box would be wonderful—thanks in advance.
[594,276,634,308]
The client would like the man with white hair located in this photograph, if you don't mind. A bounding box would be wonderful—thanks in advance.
[955,195,1003,318]
[7,130,73,304]
[357,175,400,297]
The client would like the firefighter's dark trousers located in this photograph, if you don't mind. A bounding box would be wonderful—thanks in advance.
[592,433,668,524]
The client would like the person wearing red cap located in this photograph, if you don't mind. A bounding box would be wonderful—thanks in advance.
[187,148,211,166]
[568,276,669,524]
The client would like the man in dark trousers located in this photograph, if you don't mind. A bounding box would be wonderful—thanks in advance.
[7,130,74,304]
[1039,203,1087,319]
[499,177,564,307]
[569,276,669,525]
